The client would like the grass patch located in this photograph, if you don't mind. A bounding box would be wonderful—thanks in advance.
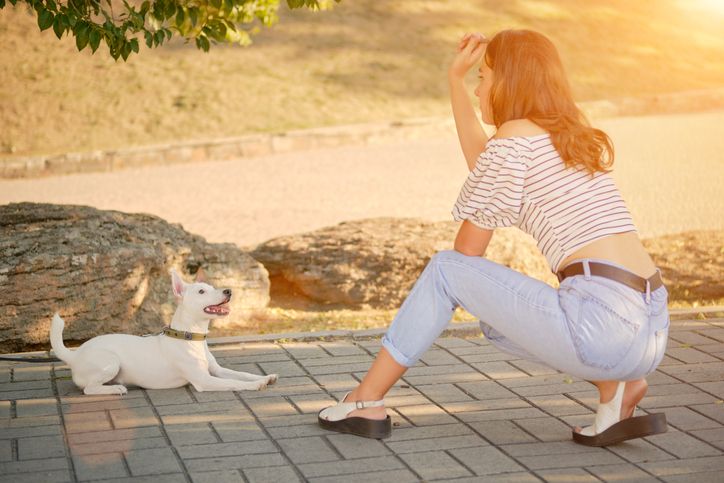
[2,0,724,157]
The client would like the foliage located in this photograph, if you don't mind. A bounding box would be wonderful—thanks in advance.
[0,0,338,60]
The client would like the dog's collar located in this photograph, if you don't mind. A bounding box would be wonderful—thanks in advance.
[162,326,207,341]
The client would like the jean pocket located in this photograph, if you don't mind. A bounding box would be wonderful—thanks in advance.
[563,293,641,370]
[645,311,670,375]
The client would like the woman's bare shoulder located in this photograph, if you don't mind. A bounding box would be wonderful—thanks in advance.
[494,119,548,139]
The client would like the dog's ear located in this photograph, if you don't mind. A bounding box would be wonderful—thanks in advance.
[169,268,187,298]
[194,267,207,283]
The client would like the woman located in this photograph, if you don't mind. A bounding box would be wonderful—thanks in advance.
[318,29,670,447]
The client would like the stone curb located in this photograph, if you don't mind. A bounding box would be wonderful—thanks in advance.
[0,116,456,179]
[209,304,723,345]
[206,322,482,346]
[0,306,720,358]
[3,87,724,179]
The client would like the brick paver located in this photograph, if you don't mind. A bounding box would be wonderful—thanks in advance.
[1,312,723,482]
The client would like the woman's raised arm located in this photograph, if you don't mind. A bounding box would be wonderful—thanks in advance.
[448,33,489,171]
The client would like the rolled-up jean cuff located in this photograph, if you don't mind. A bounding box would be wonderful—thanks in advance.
[381,334,416,367]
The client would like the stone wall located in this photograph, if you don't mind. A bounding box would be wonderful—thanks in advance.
[3,87,723,179]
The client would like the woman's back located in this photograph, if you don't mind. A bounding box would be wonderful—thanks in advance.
[454,119,657,278]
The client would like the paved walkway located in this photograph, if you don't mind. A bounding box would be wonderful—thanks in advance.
[1,312,723,482]
[1,111,723,248]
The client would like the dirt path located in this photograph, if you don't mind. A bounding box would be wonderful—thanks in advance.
[1,110,723,248]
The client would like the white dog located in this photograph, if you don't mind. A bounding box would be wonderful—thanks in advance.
[50,268,278,395]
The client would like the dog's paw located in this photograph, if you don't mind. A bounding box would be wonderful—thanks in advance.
[111,385,128,395]
[254,380,268,391]
[266,374,278,385]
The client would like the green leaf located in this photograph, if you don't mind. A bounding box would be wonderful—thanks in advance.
[130,38,139,53]
[189,8,198,27]
[52,14,64,39]
[89,29,101,53]
[175,8,184,26]
[121,41,132,61]
[210,0,221,9]
[212,22,227,41]
[196,35,210,52]
[224,19,237,32]
[164,0,176,19]
[152,2,164,21]
[0,0,6,8]
[154,30,164,46]
[144,30,153,48]
[38,9,54,31]
[131,11,144,30]
[75,23,89,51]
[140,0,150,16]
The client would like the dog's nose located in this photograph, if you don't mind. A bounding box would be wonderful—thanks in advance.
[223,289,232,297]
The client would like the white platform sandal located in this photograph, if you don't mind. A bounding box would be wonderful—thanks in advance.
[318,391,392,439]
[573,381,667,447]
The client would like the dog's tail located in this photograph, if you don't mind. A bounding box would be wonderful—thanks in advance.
[50,313,75,363]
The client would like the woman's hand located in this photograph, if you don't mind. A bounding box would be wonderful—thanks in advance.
[449,33,488,80]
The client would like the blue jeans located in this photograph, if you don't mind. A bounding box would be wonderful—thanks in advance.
[381,250,670,381]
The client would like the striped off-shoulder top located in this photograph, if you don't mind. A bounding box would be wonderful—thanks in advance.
[451,133,637,273]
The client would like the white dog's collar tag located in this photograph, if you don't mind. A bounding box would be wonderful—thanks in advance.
[162,326,208,341]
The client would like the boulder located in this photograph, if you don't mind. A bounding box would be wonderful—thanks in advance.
[251,217,558,309]
[0,203,269,352]
[642,230,724,304]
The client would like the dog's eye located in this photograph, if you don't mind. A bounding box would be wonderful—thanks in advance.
[198,289,205,294]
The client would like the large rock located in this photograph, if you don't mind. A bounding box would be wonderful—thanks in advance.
[0,203,269,352]
[642,230,724,304]
[251,218,558,309]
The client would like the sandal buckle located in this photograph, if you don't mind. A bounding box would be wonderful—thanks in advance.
[355,401,364,409]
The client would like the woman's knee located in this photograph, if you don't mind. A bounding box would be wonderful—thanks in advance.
[426,250,466,285]
[429,249,464,266]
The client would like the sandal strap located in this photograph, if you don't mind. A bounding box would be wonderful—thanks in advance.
[352,399,385,409]
[318,392,385,422]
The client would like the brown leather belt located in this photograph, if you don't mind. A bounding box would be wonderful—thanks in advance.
[556,261,664,294]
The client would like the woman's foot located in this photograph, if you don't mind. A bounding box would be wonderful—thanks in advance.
[317,347,404,439]
[571,378,666,447]
[317,387,392,439]
[574,378,648,434]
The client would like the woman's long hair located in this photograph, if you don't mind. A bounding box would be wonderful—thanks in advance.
[485,30,614,173]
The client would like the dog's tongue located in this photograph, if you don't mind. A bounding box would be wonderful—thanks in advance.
[204,303,230,315]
